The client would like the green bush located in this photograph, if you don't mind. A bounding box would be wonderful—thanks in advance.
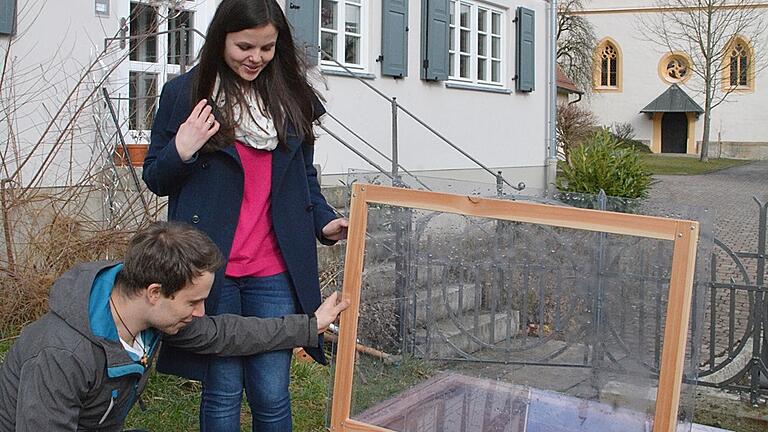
[556,129,653,199]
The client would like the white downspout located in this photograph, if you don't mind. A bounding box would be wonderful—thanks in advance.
[545,0,558,196]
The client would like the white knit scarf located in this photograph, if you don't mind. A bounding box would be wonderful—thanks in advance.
[213,76,279,151]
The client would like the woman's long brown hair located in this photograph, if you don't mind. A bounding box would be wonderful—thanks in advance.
[191,0,320,152]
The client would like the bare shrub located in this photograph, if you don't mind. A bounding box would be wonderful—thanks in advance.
[556,103,598,162]
[610,122,636,142]
[0,4,165,334]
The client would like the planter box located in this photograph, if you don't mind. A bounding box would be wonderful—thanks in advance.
[113,144,148,167]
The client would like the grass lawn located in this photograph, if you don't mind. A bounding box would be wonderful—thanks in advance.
[120,354,433,431]
[123,359,332,431]
[640,154,750,175]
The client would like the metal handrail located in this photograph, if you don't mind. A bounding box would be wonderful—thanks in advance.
[322,111,433,191]
[319,49,525,192]
[105,23,524,192]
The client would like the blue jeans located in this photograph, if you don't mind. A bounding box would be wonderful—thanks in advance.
[200,272,298,432]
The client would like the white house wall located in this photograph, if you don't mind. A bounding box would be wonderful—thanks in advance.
[2,0,550,189]
[296,0,550,190]
[1,0,122,186]
[580,1,768,157]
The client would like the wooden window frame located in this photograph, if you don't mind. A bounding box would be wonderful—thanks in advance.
[448,0,505,86]
[320,0,369,72]
[721,35,755,93]
[593,37,623,92]
[329,183,700,432]
[126,0,198,144]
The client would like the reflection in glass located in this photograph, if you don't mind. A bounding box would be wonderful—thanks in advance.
[321,32,336,60]
[321,0,337,29]
[460,3,470,28]
[129,2,157,62]
[460,29,469,53]
[345,4,360,33]
[460,54,470,78]
[129,71,158,131]
[492,11,501,34]
[345,35,360,64]
[168,9,194,66]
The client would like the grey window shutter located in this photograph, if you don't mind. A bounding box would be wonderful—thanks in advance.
[285,0,320,66]
[381,0,408,77]
[420,0,449,81]
[0,0,16,35]
[516,7,535,92]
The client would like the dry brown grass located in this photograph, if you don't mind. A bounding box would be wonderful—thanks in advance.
[0,185,159,336]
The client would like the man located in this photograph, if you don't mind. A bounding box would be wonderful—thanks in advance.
[0,222,349,431]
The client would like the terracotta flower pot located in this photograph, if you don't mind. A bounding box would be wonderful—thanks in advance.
[114,144,148,167]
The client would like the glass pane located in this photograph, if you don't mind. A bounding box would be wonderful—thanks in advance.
[739,55,748,85]
[610,58,617,86]
[321,0,337,29]
[168,9,194,66]
[478,9,487,32]
[345,35,360,64]
[729,56,738,86]
[449,28,455,51]
[492,11,501,35]
[460,54,470,78]
[460,30,470,53]
[129,71,158,131]
[449,53,455,77]
[450,1,455,25]
[129,2,157,62]
[460,3,470,28]
[492,36,500,58]
[601,59,609,86]
[492,60,500,82]
[321,31,336,60]
[478,58,487,81]
[345,4,360,33]
[478,34,486,56]
[334,188,708,432]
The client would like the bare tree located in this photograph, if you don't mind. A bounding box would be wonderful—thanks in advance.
[642,1,767,161]
[557,0,597,95]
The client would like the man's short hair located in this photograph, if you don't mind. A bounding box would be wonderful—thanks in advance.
[115,221,224,298]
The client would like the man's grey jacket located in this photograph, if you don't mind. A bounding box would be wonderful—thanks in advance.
[0,261,319,431]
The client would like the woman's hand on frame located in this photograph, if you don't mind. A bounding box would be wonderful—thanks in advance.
[175,99,220,161]
[321,218,349,242]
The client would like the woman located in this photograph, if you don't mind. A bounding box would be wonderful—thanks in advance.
[142,1,347,430]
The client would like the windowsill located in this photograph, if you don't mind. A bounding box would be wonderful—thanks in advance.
[725,85,754,93]
[321,68,376,80]
[593,86,622,93]
[444,81,513,94]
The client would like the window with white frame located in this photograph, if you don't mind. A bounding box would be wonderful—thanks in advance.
[449,1,504,85]
[320,0,367,69]
[127,1,196,142]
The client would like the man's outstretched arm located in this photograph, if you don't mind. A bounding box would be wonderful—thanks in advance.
[165,292,349,356]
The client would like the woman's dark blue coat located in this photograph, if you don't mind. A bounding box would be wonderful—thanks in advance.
[142,70,336,380]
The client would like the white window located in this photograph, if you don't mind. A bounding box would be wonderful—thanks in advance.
[449,1,504,85]
[320,0,367,70]
[126,1,197,142]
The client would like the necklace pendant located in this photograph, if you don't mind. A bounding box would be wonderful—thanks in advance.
[140,354,148,367]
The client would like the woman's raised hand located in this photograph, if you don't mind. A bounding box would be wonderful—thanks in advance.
[175,99,220,161]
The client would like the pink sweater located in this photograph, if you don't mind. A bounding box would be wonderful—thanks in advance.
[225,142,287,277]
